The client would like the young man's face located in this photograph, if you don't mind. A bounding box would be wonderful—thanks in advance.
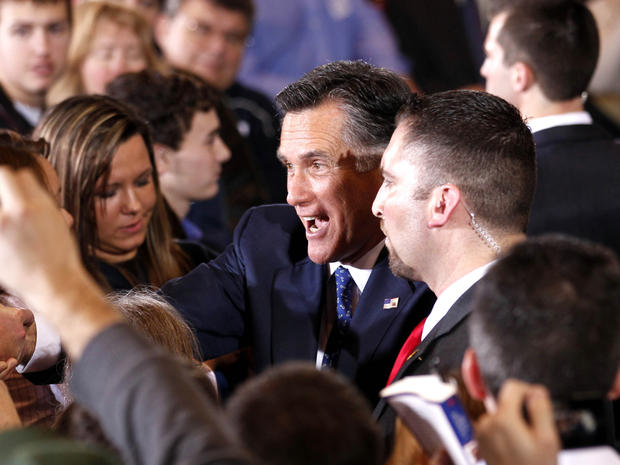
[159,109,231,210]
[0,0,70,107]
[157,0,249,91]
[480,12,516,105]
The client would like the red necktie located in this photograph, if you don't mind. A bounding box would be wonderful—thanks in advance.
[386,318,427,386]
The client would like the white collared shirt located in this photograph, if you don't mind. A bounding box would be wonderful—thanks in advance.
[316,240,385,366]
[17,311,62,373]
[526,111,593,134]
[328,239,385,294]
[421,261,496,341]
[13,101,42,127]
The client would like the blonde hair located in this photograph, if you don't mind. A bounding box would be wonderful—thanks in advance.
[47,1,166,105]
[107,287,200,360]
[34,94,190,289]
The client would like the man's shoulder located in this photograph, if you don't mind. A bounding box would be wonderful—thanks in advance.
[0,85,33,134]
[534,123,618,150]
[235,204,309,261]
[237,204,301,232]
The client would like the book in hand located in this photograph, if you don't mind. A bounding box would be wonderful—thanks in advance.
[381,374,478,465]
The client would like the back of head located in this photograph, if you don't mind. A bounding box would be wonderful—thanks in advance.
[276,60,411,170]
[396,90,536,233]
[107,287,200,361]
[226,362,383,465]
[469,235,620,400]
[106,69,219,150]
[497,0,599,101]
[0,130,48,186]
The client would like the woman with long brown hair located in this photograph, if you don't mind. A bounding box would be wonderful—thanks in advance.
[34,95,194,290]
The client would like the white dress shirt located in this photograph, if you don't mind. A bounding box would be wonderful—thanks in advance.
[526,111,593,133]
[421,261,496,341]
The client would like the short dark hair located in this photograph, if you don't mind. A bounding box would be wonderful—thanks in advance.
[0,0,73,25]
[162,0,254,25]
[497,1,599,101]
[469,235,620,400]
[106,70,220,150]
[226,362,383,465]
[275,60,411,171]
[396,90,536,233]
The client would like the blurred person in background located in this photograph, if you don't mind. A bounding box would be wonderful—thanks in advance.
[0,0,70,133]
[47,1,166,105]
[156,0,287,231]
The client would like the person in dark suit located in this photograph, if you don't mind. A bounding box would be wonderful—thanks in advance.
[162,60,436,406]
[371,90,536,450]
[481,1,620,255]
[0,0,71,134]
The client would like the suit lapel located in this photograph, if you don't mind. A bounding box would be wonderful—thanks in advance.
[374,285,478,422]
[394,285,477,381]
[270,257,325,363]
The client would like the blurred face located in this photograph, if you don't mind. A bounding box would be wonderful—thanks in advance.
[81,18,148,95]
[159,109,230,213]
[0,300,35,365]
[481,13,516,104]
[372,124,430,281]
[157,0,248,90]
[94,134,156,264]
[0,0,70,107]
[279,101,384,265]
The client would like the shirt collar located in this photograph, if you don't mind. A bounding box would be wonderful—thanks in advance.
[329,240,385,293]
[527,111,592,133]
[422,261,497,340]
[13,101,42,127]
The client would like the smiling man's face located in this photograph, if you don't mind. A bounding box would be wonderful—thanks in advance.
[278,100,384,265]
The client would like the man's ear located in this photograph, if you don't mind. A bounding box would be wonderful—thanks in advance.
[510,61,535,93]
[428,184,460,228]
[607,366,620,400]
[153,144,171,175]
[461,348,488,401]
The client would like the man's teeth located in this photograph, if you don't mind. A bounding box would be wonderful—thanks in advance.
[302,217,320,233]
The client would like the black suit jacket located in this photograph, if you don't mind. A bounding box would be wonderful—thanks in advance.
[0,85,34,134]
[162,204,435,404]
[374,285,476,449]
[528,124,620,256]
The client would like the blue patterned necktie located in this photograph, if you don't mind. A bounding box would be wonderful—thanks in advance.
[322,265,355,368]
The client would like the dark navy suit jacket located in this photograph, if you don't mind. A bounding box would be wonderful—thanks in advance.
[162,204,435,405]
[528,124,620,256]
[374,285,476,449]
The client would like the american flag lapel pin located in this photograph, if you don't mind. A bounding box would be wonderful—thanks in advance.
[383,297,399,309]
